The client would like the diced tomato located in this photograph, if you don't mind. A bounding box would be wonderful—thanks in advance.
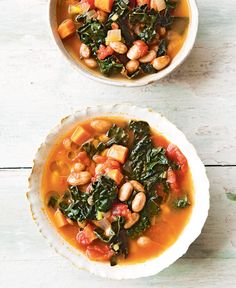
[86,241,114,261]
[111,203,131,220]
[136,0,150,7]
[93,155,107,164]
[133,40,148,58]
[166,144,188,173]
[167,168,180,194]
[97,44,114,60]
[76,224,97,246]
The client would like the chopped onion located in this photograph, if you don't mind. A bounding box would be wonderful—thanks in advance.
[86,9,98,20]
[68,2,90,15]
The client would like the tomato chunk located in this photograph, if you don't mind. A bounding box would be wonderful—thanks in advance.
[167,168,180,194]
[76,224,97,246]
[86,242,114,261]
[166,144,188,173]
[97,44,114,60]
[111,203,131,220]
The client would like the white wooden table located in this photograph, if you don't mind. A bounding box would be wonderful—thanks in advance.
[0,0,236,286]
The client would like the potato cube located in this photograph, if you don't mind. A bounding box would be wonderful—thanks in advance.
[71,125,91,145]
[107,144,128,164]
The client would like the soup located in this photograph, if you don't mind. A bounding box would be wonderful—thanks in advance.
[42,117,193,265]
[56,0,190,79]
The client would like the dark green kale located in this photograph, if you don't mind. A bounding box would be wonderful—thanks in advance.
[82,141,98,158]
[106,124,129,146]
[126,210,150,239]
[77,20,107,54]
[129,5,158,44]
[91,175,118,212]
[97,56,123,75]
[140,63,157,74]
[108,0,130,23]
[175,195,190,208]
[59,186,96,222]
[157,39,168,57]
[94,216,129,265]
[82,124,129,158]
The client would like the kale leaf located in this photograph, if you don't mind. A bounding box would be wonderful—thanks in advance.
[126,209,150,239]
[157,39,168,57]
[129,5,158,44]
[140,63,157,74]
[91,175,118,212]
[77,20,107,54]
[82,124,129,158]
[106,124,129,146]
[97,56,123,76]
[175,195,190,208]
[59,186,96,222]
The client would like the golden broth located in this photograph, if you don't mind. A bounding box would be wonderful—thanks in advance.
[41,117,194,264]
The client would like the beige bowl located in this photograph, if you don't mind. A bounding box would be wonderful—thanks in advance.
[28,104,209,279]
[49,1,198,87]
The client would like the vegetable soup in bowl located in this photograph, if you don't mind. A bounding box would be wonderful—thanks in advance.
[49,0,198,86]
[28,105,209,279]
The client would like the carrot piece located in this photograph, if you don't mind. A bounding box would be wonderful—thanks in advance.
[58,19,76,39]
[106,169,123,185]
[107,144,128,164]
[54,209,68,228]
[71,125,91,145]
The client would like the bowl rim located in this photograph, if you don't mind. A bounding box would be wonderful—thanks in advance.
[48,0,199,87]
[27,104,210,279]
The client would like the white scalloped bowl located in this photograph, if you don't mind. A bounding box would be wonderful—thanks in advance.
[49,0,198,87]
[27,104,209,279]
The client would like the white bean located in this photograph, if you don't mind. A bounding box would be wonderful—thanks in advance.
[67,171,91,186]
[132,192,146,212]
[84,58,97,69]
[90,119,112,132]
[130,180,145,192]
[126,60,140,74]
[137,236,152,247]
[119,182,133,201]
[72,162,85,173]
[80,43,90,59]
[152,55,171,71]
[109,41,128,54]
[127,45,142,60]
[139,50,156,63]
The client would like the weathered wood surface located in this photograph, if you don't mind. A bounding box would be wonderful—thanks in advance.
[0,0,236,286]
[0,167,235,287]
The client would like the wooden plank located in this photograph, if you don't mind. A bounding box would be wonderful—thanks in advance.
[0,167,235,287]
[0,1,236,166]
